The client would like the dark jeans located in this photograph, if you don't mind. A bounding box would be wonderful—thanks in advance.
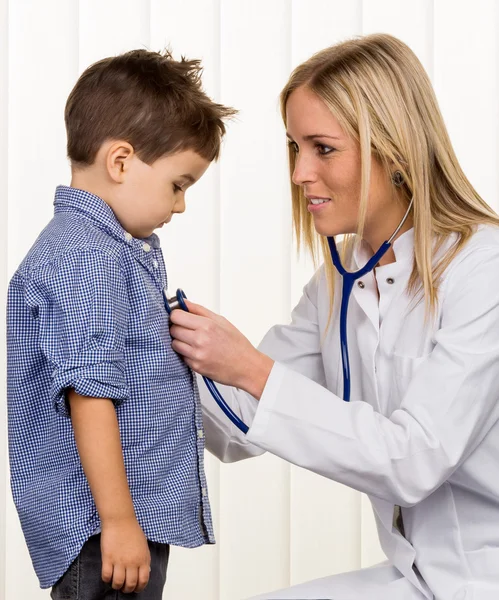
[51,534,170,600]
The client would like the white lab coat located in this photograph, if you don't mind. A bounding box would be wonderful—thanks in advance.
[200,225,499,600]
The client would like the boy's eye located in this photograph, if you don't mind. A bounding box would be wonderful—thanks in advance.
[173,184,183,193]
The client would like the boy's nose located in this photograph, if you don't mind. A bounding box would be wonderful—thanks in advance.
[174,197,186,214]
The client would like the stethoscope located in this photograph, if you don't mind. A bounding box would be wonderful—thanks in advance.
[327,197,413,402]
[164,198,413,432]
[163,289,250,434]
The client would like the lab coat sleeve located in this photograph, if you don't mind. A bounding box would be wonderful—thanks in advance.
[199,375,264,462]
[246,246,499,507]
[201,268,327,462]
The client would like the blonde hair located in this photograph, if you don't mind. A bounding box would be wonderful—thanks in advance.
[280,34,499,324]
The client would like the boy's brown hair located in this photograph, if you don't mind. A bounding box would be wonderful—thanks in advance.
[65,49,236,168]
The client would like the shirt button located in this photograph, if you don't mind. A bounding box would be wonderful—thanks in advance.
[357,281,365,289]
[124,232,133,241]
[202,487,207,497]
[197,429,204,439]
[153,260,158,268]
[142,243,151,252]
[386,277,395,285]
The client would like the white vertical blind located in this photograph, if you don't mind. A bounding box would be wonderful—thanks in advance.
[218,2,292,597]
[0,0,8,598]
[6,1,79,597]
[434,0,499,210]
[362,0,434,76]
[1,1,498,598]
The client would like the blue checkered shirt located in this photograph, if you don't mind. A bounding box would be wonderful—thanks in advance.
[7,185,215,589]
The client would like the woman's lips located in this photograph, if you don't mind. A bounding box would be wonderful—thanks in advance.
[307,198,331,213]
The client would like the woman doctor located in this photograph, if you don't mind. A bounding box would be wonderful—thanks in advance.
[169,34,499,600]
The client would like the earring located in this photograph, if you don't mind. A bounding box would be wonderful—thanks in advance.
[391,170,404,187]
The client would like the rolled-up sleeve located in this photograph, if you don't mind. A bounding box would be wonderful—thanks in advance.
[25,249,130,417]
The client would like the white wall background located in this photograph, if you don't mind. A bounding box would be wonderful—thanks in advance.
[1,1,498,599]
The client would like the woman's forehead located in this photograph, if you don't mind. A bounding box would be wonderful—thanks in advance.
[286,88,346,139]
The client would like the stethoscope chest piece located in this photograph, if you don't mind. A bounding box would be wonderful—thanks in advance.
[163,288,188,314]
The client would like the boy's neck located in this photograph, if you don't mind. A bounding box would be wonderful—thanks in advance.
[70,167,111,207]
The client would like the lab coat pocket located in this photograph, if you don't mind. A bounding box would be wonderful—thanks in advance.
[392,354,430,403]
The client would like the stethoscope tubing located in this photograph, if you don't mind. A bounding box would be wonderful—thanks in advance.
[327,238,392,401]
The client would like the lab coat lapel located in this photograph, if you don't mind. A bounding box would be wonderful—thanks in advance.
[350,239,380,334]
[351,272,380,333]
[348,230,416,335]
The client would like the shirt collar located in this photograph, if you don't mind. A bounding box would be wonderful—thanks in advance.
[353,227,414,268]
[53,185,161,248]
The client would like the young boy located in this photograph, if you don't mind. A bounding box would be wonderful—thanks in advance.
[7,49,235,599]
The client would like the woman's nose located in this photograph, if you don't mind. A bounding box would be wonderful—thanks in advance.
[292,153,316,186]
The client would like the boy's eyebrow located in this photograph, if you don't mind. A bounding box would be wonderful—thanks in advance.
[180,174,196,184]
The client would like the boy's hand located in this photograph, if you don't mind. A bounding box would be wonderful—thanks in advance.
[68,392,152,593]
[101,517,151,593]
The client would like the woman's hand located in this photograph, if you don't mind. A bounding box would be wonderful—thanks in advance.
[169,300,274,399]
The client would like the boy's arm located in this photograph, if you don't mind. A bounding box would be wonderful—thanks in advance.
[68,389,151,594]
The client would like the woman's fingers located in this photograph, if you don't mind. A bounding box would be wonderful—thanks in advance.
[171,339,197,361]
[169,306,203,329]
[170,325,198,346]
[183,299,219,319]
[169,300,223,328]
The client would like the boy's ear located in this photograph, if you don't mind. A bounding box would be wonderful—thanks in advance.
[107,141,135,183]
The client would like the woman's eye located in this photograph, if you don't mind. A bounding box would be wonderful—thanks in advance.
[316,143,335,156]
[287,141,299,153]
